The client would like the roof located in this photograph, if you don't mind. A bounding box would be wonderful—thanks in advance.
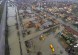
[63,25,78,36]
[42,21,52,27]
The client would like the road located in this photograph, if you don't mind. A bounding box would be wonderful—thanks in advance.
[7,1,21,55]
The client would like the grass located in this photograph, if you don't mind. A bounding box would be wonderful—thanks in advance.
[0,4,4,23]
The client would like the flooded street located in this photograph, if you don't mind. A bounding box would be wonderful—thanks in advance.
[4,0,78,55]
[7,4,16,26]
[7,2,20,55]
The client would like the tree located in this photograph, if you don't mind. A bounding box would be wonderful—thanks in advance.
[37,51,42,55]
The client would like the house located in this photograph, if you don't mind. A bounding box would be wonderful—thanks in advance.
[41,21,53,29]
[63,25,78,36]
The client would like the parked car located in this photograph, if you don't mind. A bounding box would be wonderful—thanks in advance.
[50,44,55,53]
[39,35,45,40]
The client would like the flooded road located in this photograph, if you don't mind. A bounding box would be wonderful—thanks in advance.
[7,2,21,55]
[7,3,16,26]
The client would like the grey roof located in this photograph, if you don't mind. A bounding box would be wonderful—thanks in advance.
[42,21,52,27]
